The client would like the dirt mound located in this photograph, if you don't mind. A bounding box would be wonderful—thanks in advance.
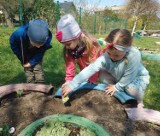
[0,90,160,136]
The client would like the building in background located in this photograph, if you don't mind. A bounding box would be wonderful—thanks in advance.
[110,5,126,13]
[59,1,78,16]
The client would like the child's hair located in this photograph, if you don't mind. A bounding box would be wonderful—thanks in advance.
[105,29,132,47]
[63,33,101,63]
[104,29,132,64]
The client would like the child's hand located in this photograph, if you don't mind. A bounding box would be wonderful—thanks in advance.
[62,84,72,97]
[23,63,31,68]
[61,81,70,88]
[105,84,116,96]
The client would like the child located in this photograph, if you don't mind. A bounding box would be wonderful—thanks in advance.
[61,29,150,104]
[10,19,52,83]
[56,14,102,86]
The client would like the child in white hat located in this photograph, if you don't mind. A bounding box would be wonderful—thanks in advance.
[56,14,102,86]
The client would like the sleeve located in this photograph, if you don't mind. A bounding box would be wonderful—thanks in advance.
[29,52,45,67]
[65,54,76,81]
[68,55,106,89]
[10,31,22,62]
[88,72,99,83]
[115,50,141,92]
[87,45,102,83]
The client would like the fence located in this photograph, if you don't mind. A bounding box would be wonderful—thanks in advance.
[55,1,128,35]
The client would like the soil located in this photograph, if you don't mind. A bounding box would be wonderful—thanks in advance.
[0,89,160,136]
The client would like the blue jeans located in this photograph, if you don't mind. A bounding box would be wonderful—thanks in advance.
[54,82,135,104]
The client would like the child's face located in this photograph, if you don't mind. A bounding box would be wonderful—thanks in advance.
[107,48,126,62]
[63,40,78,50]
[30,41,44,48]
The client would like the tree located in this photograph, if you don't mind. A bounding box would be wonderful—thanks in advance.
[0,0,33,27]
[72,0,102,33]
[140,1,160,31]
[125,0,160,34]
[24,0,56,27]
[0,0,56,27]
[103,8,119,19]
[0,0,19,27]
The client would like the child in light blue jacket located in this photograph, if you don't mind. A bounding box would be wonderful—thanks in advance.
[61,29,150,104]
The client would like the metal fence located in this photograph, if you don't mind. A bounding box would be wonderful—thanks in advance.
[55,1,128,35]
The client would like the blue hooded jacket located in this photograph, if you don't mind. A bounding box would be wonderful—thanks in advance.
[10,23,52,67]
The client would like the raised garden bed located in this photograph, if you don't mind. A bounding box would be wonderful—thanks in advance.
[18,114,109,136]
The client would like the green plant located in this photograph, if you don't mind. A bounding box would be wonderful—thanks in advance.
[19,114,108,136]
[16,90,23,97]
[0,124,9,136]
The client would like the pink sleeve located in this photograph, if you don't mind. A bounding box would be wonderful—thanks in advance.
[65,54,76,81]
[88,72,99,84]
[87,45,101,83]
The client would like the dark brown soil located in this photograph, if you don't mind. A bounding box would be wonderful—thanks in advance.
[0,89,160,136]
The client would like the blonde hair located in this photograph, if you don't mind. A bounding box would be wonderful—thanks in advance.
[63,33,101,63]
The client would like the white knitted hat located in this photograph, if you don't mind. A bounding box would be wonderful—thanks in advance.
[56,14,81,43]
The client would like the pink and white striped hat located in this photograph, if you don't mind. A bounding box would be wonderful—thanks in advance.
[56,14,82,43]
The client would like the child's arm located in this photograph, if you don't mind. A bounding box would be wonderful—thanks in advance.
[88,43,102,83]
[10,31,22,62]
[28,51,45,67]
[65,55,76,81]
[62,55,106,97]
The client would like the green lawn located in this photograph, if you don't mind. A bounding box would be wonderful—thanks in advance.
[0,27,65,87]
[0,27,160,111]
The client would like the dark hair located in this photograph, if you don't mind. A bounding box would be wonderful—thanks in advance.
[105,29,132,47]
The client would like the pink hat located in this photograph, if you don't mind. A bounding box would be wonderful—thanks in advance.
[56,14,81,43]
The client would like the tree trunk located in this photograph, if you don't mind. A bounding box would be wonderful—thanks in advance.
[98,25,101,35]
[131,16,138,35]
[1,6,13,27]
[143,24,146,31]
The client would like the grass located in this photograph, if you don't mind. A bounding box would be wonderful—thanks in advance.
[143,61,160,110]
[0,124,9,136]
[0,27,65,87]
[0,27,160,111]
[96,34,160,51]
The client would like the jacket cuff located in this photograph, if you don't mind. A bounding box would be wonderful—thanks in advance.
[115,83,124,92]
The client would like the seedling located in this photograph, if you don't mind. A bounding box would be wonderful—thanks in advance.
[16,89,23,97]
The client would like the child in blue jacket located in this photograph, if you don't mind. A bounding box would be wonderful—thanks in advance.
[10,19,52,83]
